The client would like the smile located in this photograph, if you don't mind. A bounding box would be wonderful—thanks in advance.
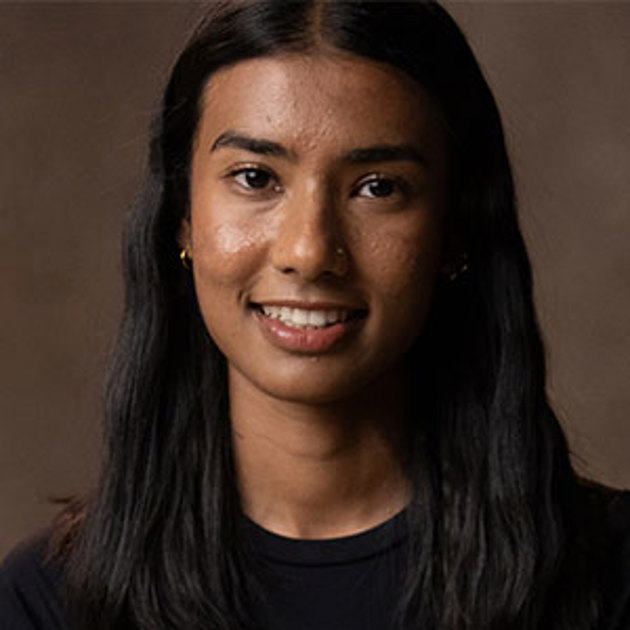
[259,305,354,329]
[251,302,367,353]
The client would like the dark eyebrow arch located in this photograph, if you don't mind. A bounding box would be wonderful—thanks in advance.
[342,144,427,167]
[211,130,297,161]
[210,130,427,167]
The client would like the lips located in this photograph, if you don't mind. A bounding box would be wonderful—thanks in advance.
[259,304,355,328]
[251,301,367,353]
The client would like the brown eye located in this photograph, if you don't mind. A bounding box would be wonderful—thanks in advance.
[233,167,272,189]
[355,176,403,199]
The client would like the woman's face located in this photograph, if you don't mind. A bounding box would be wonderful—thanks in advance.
[184,53,449,404]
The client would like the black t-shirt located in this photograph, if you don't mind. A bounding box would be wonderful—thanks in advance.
[244,508,408,629]
[2,494,630,630]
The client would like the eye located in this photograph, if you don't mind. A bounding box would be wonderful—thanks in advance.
[354,176,405,199]
[226,166,280,193]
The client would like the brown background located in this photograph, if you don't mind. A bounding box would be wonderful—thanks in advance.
[1,2,629,560]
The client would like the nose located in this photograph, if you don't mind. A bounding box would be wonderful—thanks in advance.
[269,182,350,281]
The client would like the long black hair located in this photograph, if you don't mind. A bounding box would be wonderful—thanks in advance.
[61,1,605,628]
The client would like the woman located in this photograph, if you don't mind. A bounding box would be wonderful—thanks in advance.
[1,1,628,629]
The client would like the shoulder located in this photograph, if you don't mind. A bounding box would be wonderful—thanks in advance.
[602,487,630,537]
[582,482,630,629]
[603,489,630,628]
[583,481,630,551]
[0,531,68,630]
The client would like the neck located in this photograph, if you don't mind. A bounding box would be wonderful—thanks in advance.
[229,366,412,539]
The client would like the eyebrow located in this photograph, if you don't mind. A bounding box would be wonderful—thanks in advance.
[210,130,428,167]
[211,130,295,160]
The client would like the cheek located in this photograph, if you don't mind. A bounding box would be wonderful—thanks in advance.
[356,219,443,302]
[194,224,260,282]
[191,211,271,287]
[190,218,269,348]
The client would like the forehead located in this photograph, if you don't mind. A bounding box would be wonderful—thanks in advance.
[197,53,443,155]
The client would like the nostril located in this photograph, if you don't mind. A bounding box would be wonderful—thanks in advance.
[269,204,349,279]
[270,238,350,280]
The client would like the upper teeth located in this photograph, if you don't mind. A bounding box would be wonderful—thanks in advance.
[261,305,349,328]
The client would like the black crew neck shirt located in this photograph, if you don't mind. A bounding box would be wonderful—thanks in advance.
[243,508,408,630]
[2,494,630,630]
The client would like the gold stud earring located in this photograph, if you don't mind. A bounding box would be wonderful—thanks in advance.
[447,253,469,282]
[180,248,191,270]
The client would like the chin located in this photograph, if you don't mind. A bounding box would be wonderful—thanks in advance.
[247,362,384,406]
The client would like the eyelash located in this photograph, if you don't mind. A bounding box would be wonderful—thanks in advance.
[356,176,408,200]
[224,165,408,200]
[226,166,281,195]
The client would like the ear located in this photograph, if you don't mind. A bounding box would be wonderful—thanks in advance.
[440,232,465,276]
[440,229,471,284]
[177,217,192,256]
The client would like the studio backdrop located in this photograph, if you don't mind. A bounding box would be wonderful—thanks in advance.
[1,1,629,558]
